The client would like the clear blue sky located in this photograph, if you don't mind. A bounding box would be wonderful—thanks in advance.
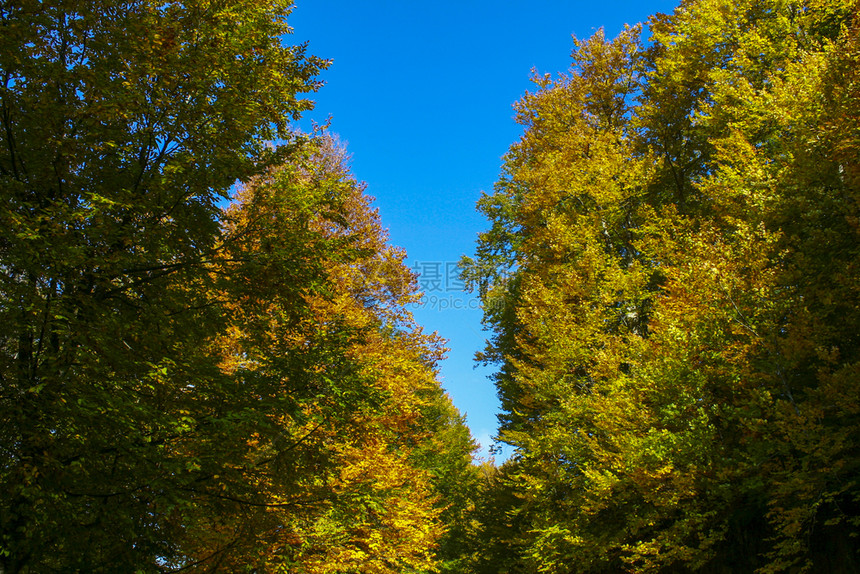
[289,0,678,461]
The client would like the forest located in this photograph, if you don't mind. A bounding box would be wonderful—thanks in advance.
[0,0,858,572]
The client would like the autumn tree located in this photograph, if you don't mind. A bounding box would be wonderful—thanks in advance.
[465,1,860,572]
[166,135,478,572]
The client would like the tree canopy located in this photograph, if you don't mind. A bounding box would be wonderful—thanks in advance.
[3,0,860,572]
[1,1,475,572]
[464,0,860,572]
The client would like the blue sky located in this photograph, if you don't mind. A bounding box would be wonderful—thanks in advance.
[289,0,678,461]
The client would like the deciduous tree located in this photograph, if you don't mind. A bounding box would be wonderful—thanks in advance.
[465,1,860,571]
[0,1,325,570]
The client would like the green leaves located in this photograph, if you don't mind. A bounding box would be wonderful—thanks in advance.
[0,1,329,571]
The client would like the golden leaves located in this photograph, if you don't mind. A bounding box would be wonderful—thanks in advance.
[469,1,860,572]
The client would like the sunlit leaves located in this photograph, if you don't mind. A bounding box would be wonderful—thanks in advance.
[467,1,860,572]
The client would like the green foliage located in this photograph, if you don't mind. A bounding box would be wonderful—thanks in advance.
[0,2,478,572]
[0,1,325,570]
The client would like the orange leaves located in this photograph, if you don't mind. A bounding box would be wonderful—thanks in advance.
[172,134,466,572]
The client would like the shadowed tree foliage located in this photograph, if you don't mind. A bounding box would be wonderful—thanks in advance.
[0,2,477,572]
[1,1,325,570]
